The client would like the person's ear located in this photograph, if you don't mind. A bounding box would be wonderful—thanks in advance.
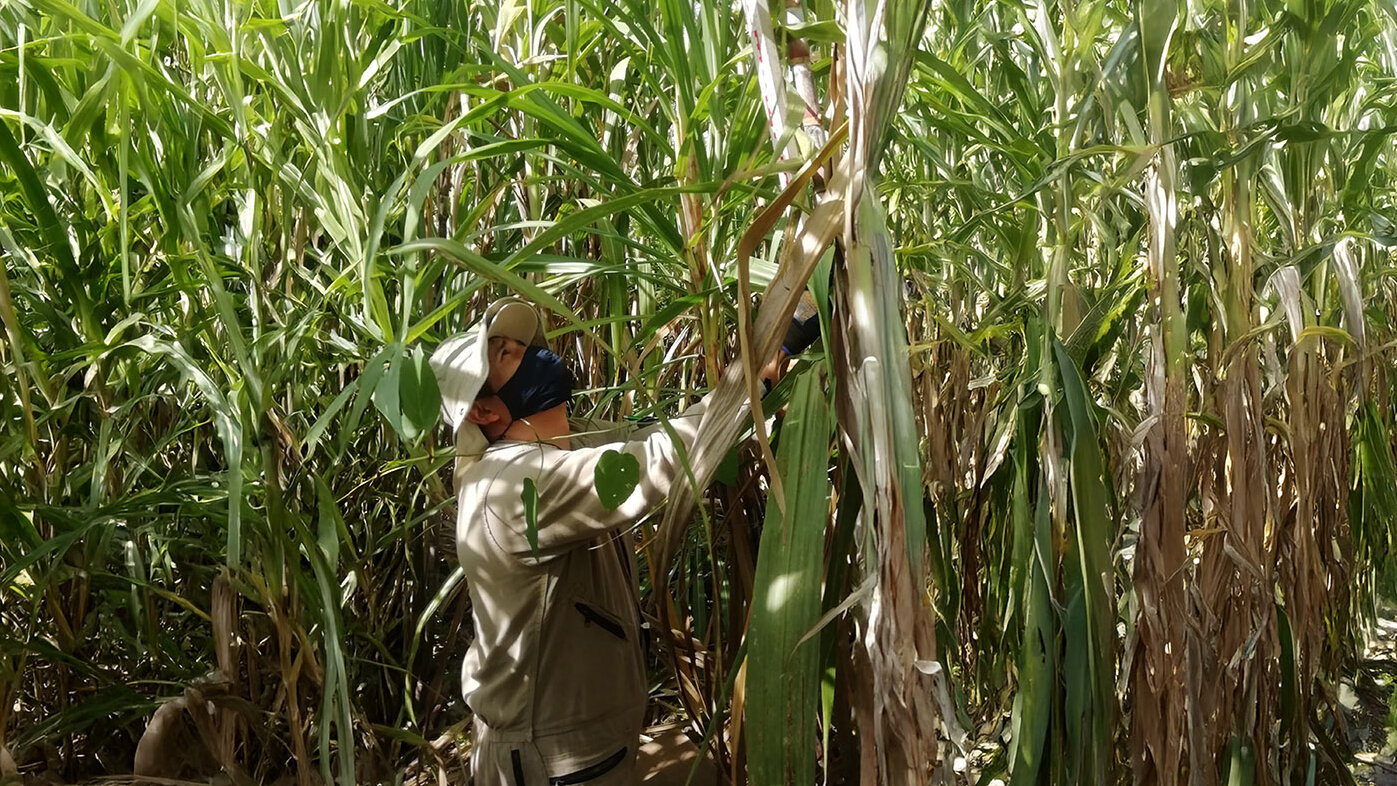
[465,401,498,425]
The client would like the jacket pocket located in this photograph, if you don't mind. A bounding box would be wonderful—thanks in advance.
[573,602,626,640]
[549,746,628,785]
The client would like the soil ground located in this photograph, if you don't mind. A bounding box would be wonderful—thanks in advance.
[1351,609,1397,785]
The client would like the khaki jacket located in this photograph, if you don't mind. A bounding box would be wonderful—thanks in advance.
[453,401,706,777]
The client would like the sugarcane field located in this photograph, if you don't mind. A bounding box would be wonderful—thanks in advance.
[2,0,1397,783]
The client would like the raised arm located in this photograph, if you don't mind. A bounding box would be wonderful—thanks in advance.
[487,399,708,561]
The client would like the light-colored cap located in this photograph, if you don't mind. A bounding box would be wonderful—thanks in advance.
[429,297,549,432]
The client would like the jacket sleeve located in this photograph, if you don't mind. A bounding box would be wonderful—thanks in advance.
[504,397,709,560]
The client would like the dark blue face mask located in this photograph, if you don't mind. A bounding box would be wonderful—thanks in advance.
[495,346,573,420]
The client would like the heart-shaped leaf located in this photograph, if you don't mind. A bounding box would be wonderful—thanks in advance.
[594,449,640,511]
[373,343,442,443]
[371,342,404,434]
[398,345,441,440]
[714,445,741,486]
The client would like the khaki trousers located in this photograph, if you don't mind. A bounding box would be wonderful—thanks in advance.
[471,719,638,786]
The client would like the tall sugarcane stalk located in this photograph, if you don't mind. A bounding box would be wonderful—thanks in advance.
[835,1,957,781]
[1190,0,1280,779]
[1130,0,1189,781]
[1008,0,1119,781]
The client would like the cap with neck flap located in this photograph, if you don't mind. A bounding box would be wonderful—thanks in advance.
[429,297,549,435]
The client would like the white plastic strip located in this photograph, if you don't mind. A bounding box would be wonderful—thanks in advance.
[743,0,796,185]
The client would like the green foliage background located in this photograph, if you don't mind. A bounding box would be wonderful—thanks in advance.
[0,0,1395,782]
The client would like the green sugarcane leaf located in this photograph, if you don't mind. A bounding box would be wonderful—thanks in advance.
[1277,603,1297,725]
[785,19,844,43]
[1224,735,1257,786]
[1053,337,1115,782]
[1275,120,1331,143]
[594,449,640,510]
[1357,402,1397,519]
[315,478,342,575]
[0,115,92,332]
[0,495,42,551]
[745,368,832,786]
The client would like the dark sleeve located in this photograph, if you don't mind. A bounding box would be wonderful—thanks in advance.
[781,290,822,354]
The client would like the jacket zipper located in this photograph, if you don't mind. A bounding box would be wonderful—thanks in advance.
[574,602,626,640]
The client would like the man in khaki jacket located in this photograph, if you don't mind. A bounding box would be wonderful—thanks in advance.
[430,298,709,785]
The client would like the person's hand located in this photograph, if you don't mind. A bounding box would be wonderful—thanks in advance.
[760,348,789,394]
[760,293,822,396]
